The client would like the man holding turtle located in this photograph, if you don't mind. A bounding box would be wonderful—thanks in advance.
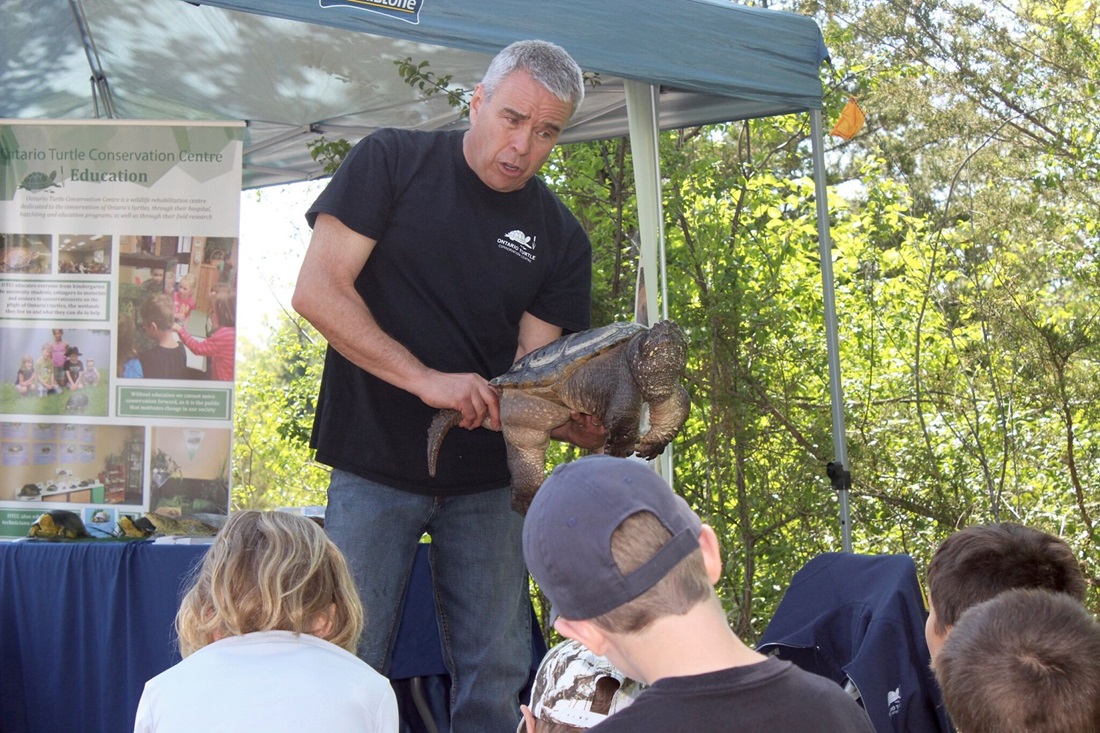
[293,39,602,732]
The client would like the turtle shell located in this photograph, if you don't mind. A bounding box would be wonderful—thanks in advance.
[491,321,645,389]
[28,509,90,539]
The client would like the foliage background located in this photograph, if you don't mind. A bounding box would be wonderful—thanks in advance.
[232,0,1100,644]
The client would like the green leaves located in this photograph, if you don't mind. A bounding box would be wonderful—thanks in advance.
[306,137,351,177]
[393,57,471,117]
[232,314,330,510]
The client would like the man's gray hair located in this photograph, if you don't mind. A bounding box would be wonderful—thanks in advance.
[481,40,584,118]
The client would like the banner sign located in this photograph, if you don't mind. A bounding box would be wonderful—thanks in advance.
[320,0,424,25]
[0,120,244,538]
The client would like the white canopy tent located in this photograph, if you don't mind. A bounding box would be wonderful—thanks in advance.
[0,0,852,548]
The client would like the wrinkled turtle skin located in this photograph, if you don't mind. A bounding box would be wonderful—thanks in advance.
[428,320,690,514]
[28,510,90,539]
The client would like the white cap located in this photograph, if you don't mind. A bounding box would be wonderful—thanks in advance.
[520,639,642,732]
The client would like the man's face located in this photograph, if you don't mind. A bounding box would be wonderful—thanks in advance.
[463,69,573,193]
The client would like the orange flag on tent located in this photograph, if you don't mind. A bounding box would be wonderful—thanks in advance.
[830,96,865,140]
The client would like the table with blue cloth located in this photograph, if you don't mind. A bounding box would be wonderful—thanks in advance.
[0,540,545,733]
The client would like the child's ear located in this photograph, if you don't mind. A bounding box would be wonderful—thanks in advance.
[554,617,610,656]
[699,524,723,585]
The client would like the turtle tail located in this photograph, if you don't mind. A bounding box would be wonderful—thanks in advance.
[427,409,463,478]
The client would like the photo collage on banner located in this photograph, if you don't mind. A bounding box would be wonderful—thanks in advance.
[0,120,243,537]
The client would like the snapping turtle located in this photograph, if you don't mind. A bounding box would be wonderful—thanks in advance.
[142,511,218,537]
[428,320,690,514]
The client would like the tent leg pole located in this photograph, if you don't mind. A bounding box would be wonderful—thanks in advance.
[625,80,676,486]
[810,110,852,553]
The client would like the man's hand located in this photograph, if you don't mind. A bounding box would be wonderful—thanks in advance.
[417,372,502,431]
[550,411,606,452]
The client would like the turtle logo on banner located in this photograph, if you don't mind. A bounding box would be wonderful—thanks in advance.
[320,0,423,24]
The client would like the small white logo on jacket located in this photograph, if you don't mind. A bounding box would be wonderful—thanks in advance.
[887,687,901,717]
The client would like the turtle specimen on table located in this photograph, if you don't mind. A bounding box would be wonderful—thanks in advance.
[428,319,691,514]
[142,512,218,537]
[117,515,156,539]
[28,510,90,539]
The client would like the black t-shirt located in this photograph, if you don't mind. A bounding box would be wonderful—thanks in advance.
[65,359,83,384]
[305,128,592,494]
[139,345,186,380]
[591,658,876,732]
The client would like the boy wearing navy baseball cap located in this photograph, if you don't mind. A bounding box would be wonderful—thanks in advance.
[522,455,874,732]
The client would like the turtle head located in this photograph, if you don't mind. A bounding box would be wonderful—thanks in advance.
[629,320,687,397]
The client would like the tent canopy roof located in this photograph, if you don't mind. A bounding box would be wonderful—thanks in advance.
[1,0,827,188]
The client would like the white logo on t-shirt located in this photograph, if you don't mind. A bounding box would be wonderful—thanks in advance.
[497,229,537,262]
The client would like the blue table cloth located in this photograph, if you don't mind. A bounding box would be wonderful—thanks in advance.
[0,540,545,733]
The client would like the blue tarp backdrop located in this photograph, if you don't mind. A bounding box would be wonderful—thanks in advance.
[0,0,827,189]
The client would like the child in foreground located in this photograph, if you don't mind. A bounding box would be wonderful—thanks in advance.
[132,510,399,733]
[932,588,1100,733]
[522,455,875,732]
[924,522,1086,660]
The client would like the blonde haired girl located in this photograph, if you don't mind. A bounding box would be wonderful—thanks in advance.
[134,511,398,733]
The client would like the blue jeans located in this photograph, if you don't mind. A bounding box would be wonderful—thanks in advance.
[324,469,530,733]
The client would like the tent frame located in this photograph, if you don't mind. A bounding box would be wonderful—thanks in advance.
[9,0,853,547]
[626,83,851,551]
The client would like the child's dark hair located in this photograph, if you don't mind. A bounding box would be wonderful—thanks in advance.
[927,523,1085,635]
[933,588,1100,733]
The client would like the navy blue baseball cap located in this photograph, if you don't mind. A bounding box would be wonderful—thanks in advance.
[523,454,702,621]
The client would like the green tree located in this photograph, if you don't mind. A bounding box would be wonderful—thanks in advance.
[235,4,1100,642]
[233,313,330,509]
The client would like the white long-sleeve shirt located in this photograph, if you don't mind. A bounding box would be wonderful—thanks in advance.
[133,630,398,733]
